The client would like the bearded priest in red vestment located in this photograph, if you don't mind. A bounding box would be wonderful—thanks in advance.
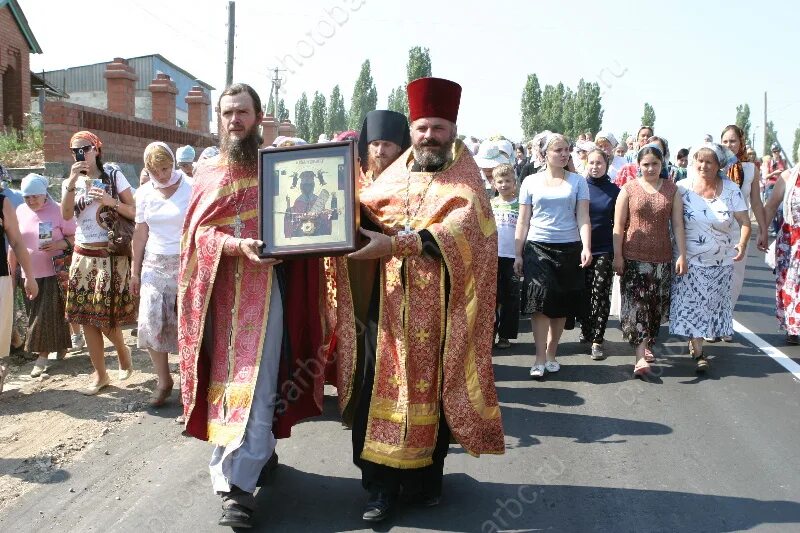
[178,84,325,529]
[332,78,506,523]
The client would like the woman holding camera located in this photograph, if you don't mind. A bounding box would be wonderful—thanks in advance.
[61,131,137,395]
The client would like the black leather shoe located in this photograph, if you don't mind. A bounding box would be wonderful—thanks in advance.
[256,452,279,487]
[403,490,441,507]
[420,494,440,507]
[218,503,253,528]
[362,491,394,522]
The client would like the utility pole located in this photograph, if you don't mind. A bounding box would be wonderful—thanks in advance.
[763,91,768,155]
[225,1,235,87]
[270,67,285,119]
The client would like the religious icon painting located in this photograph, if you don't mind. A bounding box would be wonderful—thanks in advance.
[258,141,359,257]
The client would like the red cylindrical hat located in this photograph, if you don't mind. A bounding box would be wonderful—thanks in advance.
[407,77,462,123]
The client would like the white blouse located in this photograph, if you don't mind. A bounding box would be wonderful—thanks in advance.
[678,177,748,267]
[134,178,192,255]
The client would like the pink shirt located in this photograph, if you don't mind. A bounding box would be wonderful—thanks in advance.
[16,199,76,279]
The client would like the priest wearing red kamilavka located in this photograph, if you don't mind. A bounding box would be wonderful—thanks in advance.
[338,78,506,523]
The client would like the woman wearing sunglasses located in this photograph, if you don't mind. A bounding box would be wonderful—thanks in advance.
[60,131,137,395]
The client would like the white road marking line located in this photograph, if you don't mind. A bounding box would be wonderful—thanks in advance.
[733,320,800,381]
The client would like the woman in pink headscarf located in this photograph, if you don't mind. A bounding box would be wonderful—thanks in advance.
[60,131,137,395]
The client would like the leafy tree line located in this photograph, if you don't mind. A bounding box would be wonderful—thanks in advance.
[520,74,604,140]
[289,47,433,141]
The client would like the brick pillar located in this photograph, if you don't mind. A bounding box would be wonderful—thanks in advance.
[185,85,210,133]
[278,120,296,138]
[149,73,178,126]
[103,58,137,116]
[260,114,279,147]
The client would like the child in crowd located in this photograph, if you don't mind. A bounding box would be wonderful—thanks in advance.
[490,164,520,348]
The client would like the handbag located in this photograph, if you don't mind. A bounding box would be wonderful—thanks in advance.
[52,248,72,297]
[104,166,134,257]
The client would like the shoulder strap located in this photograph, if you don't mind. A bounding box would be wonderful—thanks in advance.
[105,165,119,199]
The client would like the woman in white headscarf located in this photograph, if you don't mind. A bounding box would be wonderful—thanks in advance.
[594,132,627,180]
[669,143,751,371]
[11,174,76,376]
[130,142,193,406]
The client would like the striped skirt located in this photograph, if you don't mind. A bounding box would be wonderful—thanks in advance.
[65,245,138,330]
[23,275,72,353]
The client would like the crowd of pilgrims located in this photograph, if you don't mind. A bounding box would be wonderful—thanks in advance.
[1,123,799,395]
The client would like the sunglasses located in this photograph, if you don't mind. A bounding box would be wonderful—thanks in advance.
[71,145,94,155]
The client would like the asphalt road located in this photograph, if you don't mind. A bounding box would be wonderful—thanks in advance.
[1,242,799,533]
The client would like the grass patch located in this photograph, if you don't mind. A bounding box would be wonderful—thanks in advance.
[0,119,44,167]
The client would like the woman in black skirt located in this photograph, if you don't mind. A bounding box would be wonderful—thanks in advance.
[514,133,592,379]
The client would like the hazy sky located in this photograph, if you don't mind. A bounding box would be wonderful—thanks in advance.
[27,0,799,158]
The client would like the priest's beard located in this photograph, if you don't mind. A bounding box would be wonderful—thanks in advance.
[413,134,455,169]
[220,126,262,166]
[367,154,394,176]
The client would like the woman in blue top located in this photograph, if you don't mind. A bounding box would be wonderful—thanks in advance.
[515,133,592,379]
[579,149,620,360]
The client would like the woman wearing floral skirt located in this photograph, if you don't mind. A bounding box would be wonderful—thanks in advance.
[670,143,750,371]
[613,145,687,377]
[763,144,800,345]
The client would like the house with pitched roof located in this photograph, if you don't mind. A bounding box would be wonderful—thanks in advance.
[0,0,41,129]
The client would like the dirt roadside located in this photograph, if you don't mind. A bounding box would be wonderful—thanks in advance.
[0,330,182,513]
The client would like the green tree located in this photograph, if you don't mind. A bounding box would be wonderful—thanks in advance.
[294,92,310,141]
[387,47,433,117]
[539,83,567,133]
[406,46,432,82]
[641,103,656,128]
[277,99,289,122]
[387,86,407,115]
[326,85,348,134]
[520,73,543,139]
[266,92,275,115]
[793,125,800,165]
[562,87,576,138]
[765,121,779,155]
[735,103,752,142]
[348,60,378,130]
[571,79,604,139]
[309,91,327,142]
[619,131,630,149]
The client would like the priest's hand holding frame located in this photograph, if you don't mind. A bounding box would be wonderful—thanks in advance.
[348,228,392,260]
[239,238,283,266]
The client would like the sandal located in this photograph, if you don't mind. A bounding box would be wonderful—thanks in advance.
[118,346,134,381]
[694,354,710,373]
[149,386,173,407]
[81,374,111,396]
[633,358,651,377]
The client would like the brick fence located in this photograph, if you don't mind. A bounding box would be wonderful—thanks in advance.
[43,100,214,169]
